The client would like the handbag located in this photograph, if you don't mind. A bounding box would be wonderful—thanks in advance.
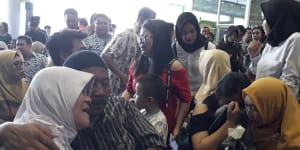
[165,59,194,150]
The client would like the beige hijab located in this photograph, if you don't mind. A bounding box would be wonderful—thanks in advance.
[0,50,28,103]
[195,49,231,104]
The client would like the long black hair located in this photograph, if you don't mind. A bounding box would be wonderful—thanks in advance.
[134,19,174,76]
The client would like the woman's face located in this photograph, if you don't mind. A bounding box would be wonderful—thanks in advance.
[227,34,237,43]
[139,27,153,57]
[73,85,92,130]
[262,20,271,36]
[12,55,25,80]
[252,29,262,41]
[205,33,213,42]
[244,96,263,126]
[181,23,197,44]
[94,17,110,36]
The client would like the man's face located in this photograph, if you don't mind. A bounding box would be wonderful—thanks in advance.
[244,29,252,43]
[95,17,110,36]
[65,14,78,29]
[45,28,51,35]
[82,66,111,119]
[201,27,209,35]
[252,29,262,41]
[29,21,39,31]
[17,39,32,57]
[59,38,84,65]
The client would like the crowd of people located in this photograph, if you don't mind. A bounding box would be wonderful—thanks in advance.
[1,0,300,149]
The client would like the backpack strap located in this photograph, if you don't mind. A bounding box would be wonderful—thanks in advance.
[165,59,176,108]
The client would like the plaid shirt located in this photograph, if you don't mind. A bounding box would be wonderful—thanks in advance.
[71,96,165,150]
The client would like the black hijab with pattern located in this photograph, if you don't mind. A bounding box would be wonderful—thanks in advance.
[261,0,300,47]
[175,12,208,53]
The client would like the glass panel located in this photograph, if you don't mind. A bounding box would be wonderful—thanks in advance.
[192,0,250,41]
[192,0,248,24]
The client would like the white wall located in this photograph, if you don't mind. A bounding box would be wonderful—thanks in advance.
[0,0,9,22]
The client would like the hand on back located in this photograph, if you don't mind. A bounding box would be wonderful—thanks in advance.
[0,123,59,150]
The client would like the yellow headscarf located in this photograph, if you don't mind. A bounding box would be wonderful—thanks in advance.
[195,49,231,104]
[243,77,300,150]
[0,50,28,104]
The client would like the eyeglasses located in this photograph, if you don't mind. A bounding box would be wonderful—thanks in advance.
[138,34,152,42]
[245,103,258,112]
[13,61,25,69]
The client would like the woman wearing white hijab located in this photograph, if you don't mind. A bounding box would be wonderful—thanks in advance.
[13,67,95,150]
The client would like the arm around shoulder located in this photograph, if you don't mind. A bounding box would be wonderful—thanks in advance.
[0,122,59,150]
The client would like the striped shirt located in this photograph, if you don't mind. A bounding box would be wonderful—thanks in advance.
[71,96,165,150]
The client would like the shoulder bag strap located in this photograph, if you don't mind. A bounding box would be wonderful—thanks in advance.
[165,59,176,108]
[172,43,178,58]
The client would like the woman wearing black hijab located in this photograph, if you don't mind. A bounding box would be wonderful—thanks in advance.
[175,12,216,98]
[249,0,300,97]
[217,25,245,73]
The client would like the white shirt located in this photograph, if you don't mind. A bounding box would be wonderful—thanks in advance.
[177,42,216,95]
[251,32,300,95]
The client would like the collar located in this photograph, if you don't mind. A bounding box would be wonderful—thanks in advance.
[24,51,36,60]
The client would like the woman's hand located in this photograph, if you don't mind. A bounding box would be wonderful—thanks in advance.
[247,40,262,58]
[227,101,242,124]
